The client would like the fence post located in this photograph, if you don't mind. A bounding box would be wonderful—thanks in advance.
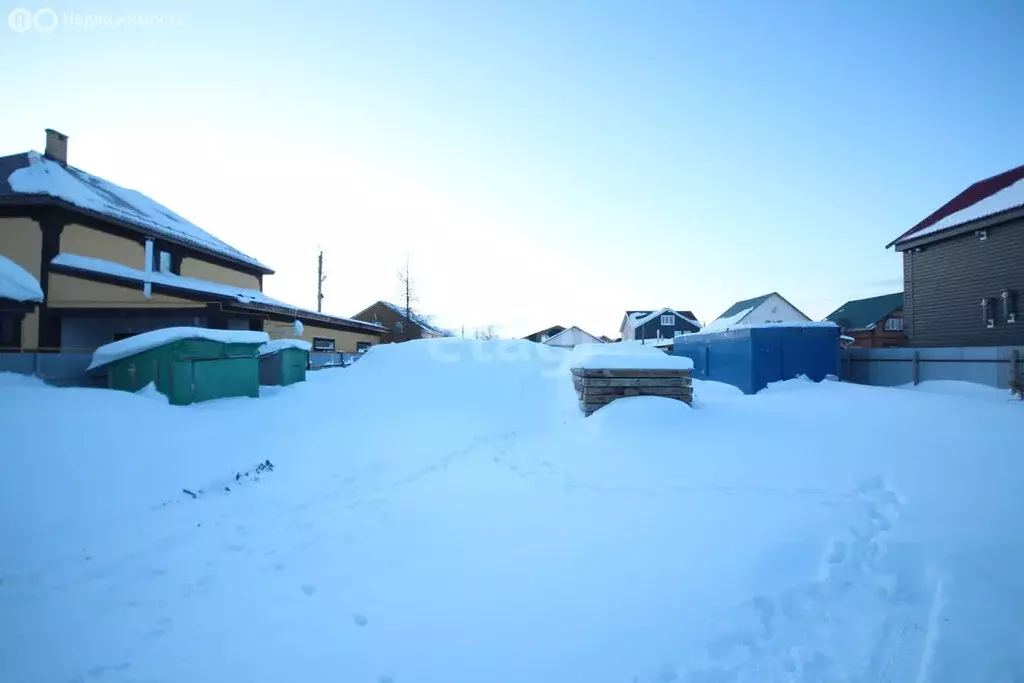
[912,350,920,385]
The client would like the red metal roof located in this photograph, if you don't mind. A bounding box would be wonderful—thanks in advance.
[887,164,1024,248]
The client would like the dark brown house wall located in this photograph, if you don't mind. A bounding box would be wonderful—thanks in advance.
[353,302,424,343]
[903,218,1024,347]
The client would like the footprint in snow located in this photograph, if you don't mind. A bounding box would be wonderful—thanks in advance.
[352,613,368,626]
[300,584,317,596]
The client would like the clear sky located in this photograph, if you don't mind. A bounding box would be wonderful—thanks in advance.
[1,0,1022,337]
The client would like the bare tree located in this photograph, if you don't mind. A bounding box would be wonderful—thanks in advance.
[396,255,418,342]
[473,325,500,341]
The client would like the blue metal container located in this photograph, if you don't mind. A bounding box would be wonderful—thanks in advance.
[671,324,839,394]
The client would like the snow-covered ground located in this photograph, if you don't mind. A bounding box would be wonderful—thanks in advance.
[1,339,1021,683]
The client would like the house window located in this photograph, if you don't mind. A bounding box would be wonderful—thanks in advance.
[312,337,335,352]
[660,314,673,326]
[0,314,22,349]
[151,248,177,274]
[981,298,995,329]
[356,341,371,353]
[1002,289,1017,323]
[673,330,681,338]
[884,317,904,331]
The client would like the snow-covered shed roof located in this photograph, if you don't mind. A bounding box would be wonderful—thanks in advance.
[258,339,312,356]
[888,164,1024,248]
[0,254,43,303]
[88,327,269,370]
[0,151,271,272]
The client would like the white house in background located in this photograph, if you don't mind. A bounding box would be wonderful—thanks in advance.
[619,308,701,342]
[706,292,810,332]
[541,325,605,348]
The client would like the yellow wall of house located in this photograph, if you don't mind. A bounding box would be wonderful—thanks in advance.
[0,217,42,279]
[0,218,43,351]
[20,310,39,349]
[60,223,145,269]
[47,273,204,308]
[265,320,380,353]
[181,258,260,291]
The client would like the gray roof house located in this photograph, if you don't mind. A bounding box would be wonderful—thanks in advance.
[707,292,810,331]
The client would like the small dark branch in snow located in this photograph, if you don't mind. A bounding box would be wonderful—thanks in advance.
[182,489,197,499]
[224,487,231,493]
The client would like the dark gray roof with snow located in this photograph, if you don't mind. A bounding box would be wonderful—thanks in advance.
[0,151,271,272]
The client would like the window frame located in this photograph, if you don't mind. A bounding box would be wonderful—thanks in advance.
[884,317,904,331]
[312,336,336,352]
[660,314,674,326]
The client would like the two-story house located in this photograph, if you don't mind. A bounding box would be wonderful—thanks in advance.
[0,129,383,355]
[619,308,701,342]
[886,164,1023,347]
[824,292,906,348]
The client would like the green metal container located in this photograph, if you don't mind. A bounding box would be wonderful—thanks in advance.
[104,337,262,405]
[259,347,308,386]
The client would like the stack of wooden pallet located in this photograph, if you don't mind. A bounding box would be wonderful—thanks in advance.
[572,367,693,416]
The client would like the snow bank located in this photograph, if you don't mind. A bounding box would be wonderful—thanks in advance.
[569,342,695,370]
[258,339,312,356]
[9,152,269,269]
[0,254,43,302]
[2,338,1022,683]
[88,327,269,370]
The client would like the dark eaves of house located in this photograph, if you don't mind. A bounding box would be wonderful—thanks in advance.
[824,292,903,331]
[0,150,273,274]
[886,164,1024,249]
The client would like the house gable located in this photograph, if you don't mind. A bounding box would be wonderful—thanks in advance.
[742,293,810,325]
[542,325,604,347]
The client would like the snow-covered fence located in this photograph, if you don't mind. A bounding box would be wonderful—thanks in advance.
[841,345,1024,389]
[0,352,101,386]
[572,368,693,415]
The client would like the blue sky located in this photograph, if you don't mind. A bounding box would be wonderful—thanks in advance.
[1,0,1022,336]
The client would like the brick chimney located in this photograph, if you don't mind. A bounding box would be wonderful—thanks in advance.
[44,128,68,164]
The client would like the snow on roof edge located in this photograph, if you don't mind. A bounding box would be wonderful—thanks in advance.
[258,338,312,356]
[0,254,44,302]
[7,151,272,271]
[50,253,384,332]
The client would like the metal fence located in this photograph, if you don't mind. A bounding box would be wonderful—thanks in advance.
[0,352,104,386]
[840,346,1024,389]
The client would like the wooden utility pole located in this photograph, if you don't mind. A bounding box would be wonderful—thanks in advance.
[317,250,325,312]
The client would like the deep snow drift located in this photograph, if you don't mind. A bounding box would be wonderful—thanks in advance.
[0,339,1021,683]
